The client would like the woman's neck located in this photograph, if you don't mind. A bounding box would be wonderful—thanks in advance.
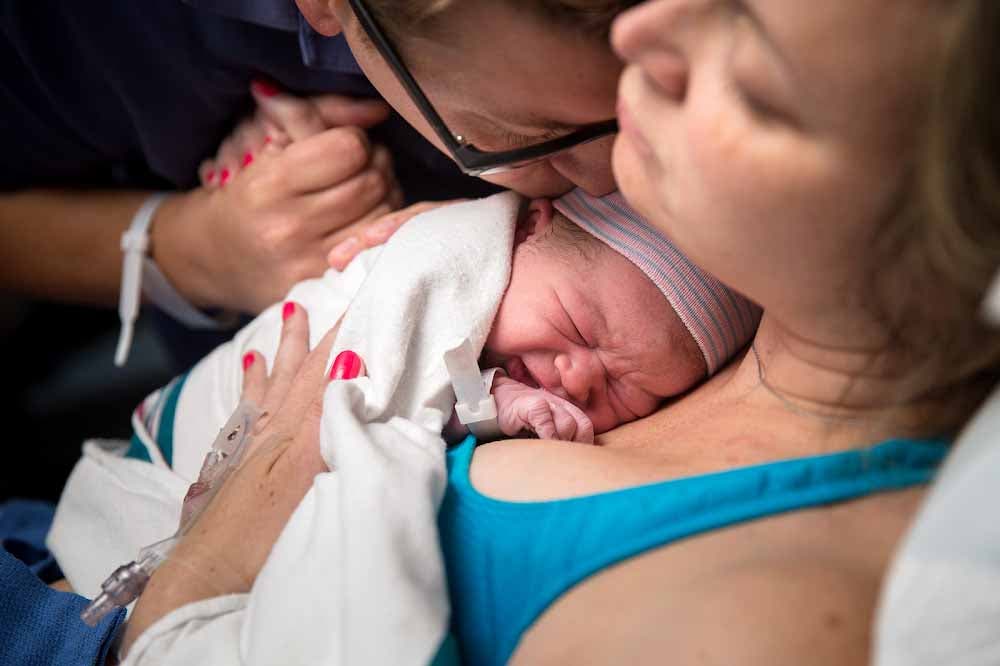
[701,314,937,452]
[745,315,908,410]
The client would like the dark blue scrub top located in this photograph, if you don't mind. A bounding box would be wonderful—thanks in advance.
[0,0,497,201]
[0,500,125,666]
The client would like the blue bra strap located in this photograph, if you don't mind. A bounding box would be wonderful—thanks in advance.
[439,435,949,666]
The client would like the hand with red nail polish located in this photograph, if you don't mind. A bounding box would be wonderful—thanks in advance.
[125,309,358,654]
[329,349,364,380]
[174,87,401,313]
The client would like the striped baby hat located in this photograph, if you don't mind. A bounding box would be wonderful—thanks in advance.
[553,188,761,375]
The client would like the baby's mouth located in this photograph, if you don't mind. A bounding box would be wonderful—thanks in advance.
[504,356,540,389]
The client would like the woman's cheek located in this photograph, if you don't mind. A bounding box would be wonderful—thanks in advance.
[687,107,762,211]
[686,105,819,231]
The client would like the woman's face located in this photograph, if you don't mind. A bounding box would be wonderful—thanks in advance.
[333,1,623,198]
[611,0,950,317]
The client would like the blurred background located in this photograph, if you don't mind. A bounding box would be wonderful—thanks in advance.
[0,301,177,502]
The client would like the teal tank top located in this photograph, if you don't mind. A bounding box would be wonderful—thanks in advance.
[437,435,948,666]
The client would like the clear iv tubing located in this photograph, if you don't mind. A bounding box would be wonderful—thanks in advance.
[80,399,262,626]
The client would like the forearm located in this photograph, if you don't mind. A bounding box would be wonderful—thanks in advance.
[0,189,159,306]
[121,558,239,657]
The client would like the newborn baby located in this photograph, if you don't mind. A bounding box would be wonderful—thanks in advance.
[461,196,724,443]
[49,188,759,622]
[138,189,757,473]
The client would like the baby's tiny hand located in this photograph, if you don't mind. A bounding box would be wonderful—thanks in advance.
[493,376,595,444]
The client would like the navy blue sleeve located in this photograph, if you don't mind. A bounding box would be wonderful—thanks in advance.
[0,548,126,666]
[0,0,496,200]
[0,500,126,665]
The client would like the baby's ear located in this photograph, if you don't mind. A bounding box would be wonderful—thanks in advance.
[515,198,555,246]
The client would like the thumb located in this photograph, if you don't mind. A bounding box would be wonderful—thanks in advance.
[311,94,391,129]
[251,80,329,141]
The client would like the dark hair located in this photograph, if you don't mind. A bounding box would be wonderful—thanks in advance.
[527,210,604,265]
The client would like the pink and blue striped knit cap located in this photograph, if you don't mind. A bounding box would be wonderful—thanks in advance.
[553,188,761,375]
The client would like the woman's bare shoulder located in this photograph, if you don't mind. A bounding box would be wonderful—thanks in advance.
[468,412,765,502]
[469,435,685,502]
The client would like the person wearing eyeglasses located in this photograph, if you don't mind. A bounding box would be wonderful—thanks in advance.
[0,1,636,664]
[0,0,631,362]
[98,1,1000,665]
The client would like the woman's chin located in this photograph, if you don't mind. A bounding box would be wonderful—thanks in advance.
[612,136,660,223]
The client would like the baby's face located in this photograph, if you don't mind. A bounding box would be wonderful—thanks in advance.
[483,201,707,435]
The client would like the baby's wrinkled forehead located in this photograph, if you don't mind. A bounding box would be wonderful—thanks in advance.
[552,188,761,376]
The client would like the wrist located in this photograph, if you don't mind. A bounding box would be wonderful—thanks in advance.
[120,552,245,657]
[149,189,221,310]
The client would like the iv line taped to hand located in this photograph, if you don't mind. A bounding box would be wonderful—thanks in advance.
[80,399,262,626]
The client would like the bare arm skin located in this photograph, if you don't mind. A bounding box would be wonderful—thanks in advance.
[1,94,397,314]
[0,189,150,306]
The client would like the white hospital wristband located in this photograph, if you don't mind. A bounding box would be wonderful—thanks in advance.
[115,193,237,367]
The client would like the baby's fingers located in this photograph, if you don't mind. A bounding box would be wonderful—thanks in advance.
[525,401,559,440]
[551,400,595,444]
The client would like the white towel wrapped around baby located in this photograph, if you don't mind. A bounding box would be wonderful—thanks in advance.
[48,191,520,665]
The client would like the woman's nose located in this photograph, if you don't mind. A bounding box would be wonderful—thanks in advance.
[612,0,695,58]
[612,1,693,102]
[554,353,598,406]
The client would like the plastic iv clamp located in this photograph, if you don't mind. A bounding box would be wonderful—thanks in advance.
[80,399,261,626]
[444,339,504,441]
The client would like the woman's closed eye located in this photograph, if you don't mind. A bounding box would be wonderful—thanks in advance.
[727,12,799,128]
[736,85,792,126]
[457,112,570,151]
[495,127,567,150]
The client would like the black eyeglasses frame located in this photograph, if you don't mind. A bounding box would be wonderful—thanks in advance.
[347,0,619,176]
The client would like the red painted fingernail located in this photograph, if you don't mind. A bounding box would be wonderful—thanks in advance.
[251,79,280,98]
[205,169,216,184]
[242,353,255,370]
[242,152,253,167]
[219,168,230,185]
[282,301,296,321]
[329,350,362,380]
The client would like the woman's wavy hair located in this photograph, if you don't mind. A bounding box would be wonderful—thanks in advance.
[877,0,1000,434]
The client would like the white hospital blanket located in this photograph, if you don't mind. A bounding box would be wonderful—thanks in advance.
[48,191,520,664]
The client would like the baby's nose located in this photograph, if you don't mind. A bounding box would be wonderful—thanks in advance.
[554,353,597,406]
